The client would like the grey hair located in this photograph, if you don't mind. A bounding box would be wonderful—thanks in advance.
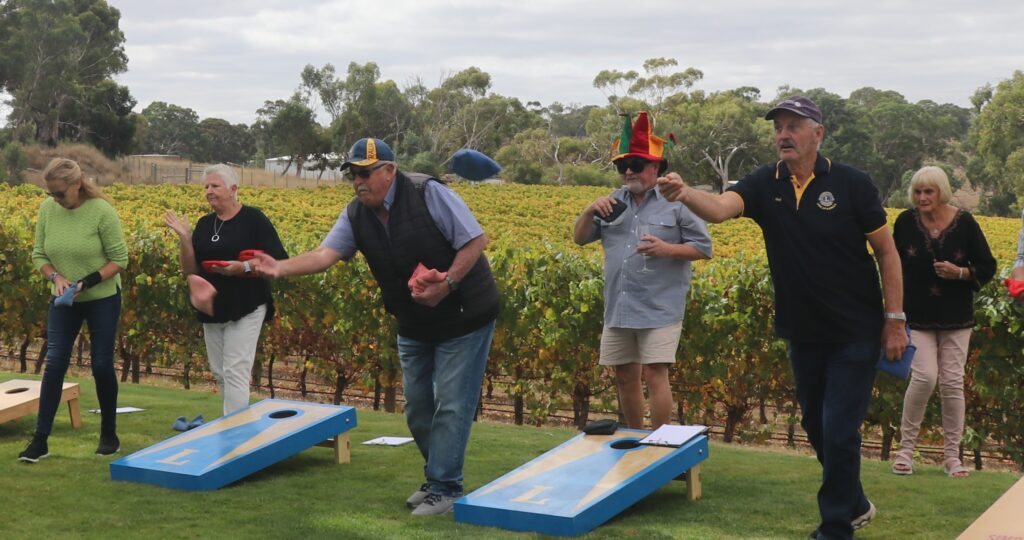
[202,164,239,199]
[805,118,823,151]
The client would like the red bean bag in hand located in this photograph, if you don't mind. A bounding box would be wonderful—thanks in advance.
[1005,278,1024,299]
[408,263,447,294]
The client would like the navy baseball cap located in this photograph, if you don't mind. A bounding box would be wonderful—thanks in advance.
[341,138,395,170]
[765,95,823,124]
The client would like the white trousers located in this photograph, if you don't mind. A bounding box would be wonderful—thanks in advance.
[203,304,266,415]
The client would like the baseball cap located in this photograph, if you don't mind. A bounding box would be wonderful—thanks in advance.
[765,95,823,124]
[340,138,395,170]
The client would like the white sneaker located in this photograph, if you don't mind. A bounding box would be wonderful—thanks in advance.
[852,500,876,530]
[405,484,430,508]
[410,492,457,516]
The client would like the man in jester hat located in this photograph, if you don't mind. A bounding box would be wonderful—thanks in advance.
[573,111,712,429]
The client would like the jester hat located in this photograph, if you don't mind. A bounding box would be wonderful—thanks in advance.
[610,111,674,175]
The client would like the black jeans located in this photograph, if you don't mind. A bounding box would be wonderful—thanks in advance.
[789,340,878,540]
[36,291,121,436]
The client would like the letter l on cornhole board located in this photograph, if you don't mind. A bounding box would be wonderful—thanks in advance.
[110,399,356,491]
[454,428,708,536]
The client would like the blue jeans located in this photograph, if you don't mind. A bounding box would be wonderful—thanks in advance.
[789,340,877,540]
[37,291,121,436]
[398,320,495,497]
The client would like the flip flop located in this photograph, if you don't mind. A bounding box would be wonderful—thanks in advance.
[891,451,913,475]
[944,458,970,478]
[187,415,205,430]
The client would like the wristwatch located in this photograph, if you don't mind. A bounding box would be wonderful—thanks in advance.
[884,311,907,321]
[445,275,460,292]
[242,261,253,274]
[48,271,59,283]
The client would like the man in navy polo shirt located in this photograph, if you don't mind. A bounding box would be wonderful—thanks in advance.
[658,96,907,540]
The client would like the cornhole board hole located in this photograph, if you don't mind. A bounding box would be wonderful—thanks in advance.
[454,428,708,536]
[958,475,1024,539]
[110,399,356,491]
[0,379,81,429]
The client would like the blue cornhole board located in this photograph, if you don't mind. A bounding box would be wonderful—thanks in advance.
[110,399,356,491]
[454,428,708,536]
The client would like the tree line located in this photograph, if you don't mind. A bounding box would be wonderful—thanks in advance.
[2,0,1024,215]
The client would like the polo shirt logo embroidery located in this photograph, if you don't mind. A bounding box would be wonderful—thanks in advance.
[817,191,837,211]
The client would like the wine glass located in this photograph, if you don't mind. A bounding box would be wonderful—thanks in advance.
[637,222,652,272]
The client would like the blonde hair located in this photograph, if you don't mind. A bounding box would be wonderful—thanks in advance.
[41,158,110,203]
[908,166,952,205]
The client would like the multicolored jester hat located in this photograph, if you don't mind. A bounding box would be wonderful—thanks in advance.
[610,111,676,175]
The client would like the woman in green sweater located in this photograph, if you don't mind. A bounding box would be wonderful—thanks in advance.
[19,158,128,463]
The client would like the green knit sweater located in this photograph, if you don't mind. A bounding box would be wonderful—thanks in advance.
[32,197,129,302]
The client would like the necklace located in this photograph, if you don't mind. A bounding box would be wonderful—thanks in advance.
[211,217,224,242]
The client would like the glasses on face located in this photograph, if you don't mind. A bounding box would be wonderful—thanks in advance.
[47,182,76,199]
[615,158,651,174]
[346,162,388,181]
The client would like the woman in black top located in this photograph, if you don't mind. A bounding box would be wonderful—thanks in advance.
[890,166,995,478]
[164,164,288,415]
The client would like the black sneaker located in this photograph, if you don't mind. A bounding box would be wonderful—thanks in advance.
[96,433,120,456]
[809,500,877,538]
[18,435,49,463]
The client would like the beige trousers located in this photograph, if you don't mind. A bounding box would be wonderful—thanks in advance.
[896,328,972,460]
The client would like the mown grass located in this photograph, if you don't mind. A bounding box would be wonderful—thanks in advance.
[0,372,1018,539]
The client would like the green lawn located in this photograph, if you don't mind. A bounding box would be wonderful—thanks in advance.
[0,372,1017,539]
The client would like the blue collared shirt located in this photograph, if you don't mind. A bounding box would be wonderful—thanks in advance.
[322,175,483,260]
[579,186,713,329]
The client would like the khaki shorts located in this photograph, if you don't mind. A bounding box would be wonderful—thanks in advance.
[599,321,682,366]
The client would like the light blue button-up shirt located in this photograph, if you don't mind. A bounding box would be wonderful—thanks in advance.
[322,175,483,260]
[1016,208,1024,270]
[579,186,713,329]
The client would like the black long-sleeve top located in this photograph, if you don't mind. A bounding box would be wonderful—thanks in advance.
[893,208,996,329]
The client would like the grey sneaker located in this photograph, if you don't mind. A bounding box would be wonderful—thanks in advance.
[852,500,876,530]
[406,483,430,508]
[410,492,457,516]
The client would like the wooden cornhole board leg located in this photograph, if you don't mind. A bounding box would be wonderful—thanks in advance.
[686,464,702,500]
[0,380,81,429]
[315,433,351,464]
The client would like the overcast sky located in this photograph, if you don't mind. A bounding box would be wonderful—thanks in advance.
[111,0,1023,125]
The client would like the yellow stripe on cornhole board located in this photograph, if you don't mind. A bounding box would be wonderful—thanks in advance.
[958,475,1024,539]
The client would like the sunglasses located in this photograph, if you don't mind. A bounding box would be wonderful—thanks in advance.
[47,182,77,199]
[615,158,652,174]
[346,162,388,180]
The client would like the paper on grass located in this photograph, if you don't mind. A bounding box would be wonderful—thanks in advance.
[362,436,415,446]
[639,424,708,447]
[89,406,145,414]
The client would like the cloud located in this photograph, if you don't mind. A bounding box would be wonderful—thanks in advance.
[112,0,1024,124]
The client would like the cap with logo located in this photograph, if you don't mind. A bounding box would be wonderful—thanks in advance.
[341,138,395,170]
[765,95,823,124]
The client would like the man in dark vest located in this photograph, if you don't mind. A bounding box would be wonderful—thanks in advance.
[254,137,499,516]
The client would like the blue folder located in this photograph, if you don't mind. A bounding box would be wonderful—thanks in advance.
[877,341,915,380]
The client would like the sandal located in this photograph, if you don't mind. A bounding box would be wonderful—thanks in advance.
[944,458,970,478]
[891,451,914,475]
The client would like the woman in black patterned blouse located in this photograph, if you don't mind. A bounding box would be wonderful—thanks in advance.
[890,166,995,478]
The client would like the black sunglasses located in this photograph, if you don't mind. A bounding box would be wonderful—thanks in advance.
[615,158,651,174]
[346,162,388,180]
[47,182,77,199]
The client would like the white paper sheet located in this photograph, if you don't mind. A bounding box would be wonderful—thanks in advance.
[362,436,415,446]
[89,406,145,414]
[639,425,708,447]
